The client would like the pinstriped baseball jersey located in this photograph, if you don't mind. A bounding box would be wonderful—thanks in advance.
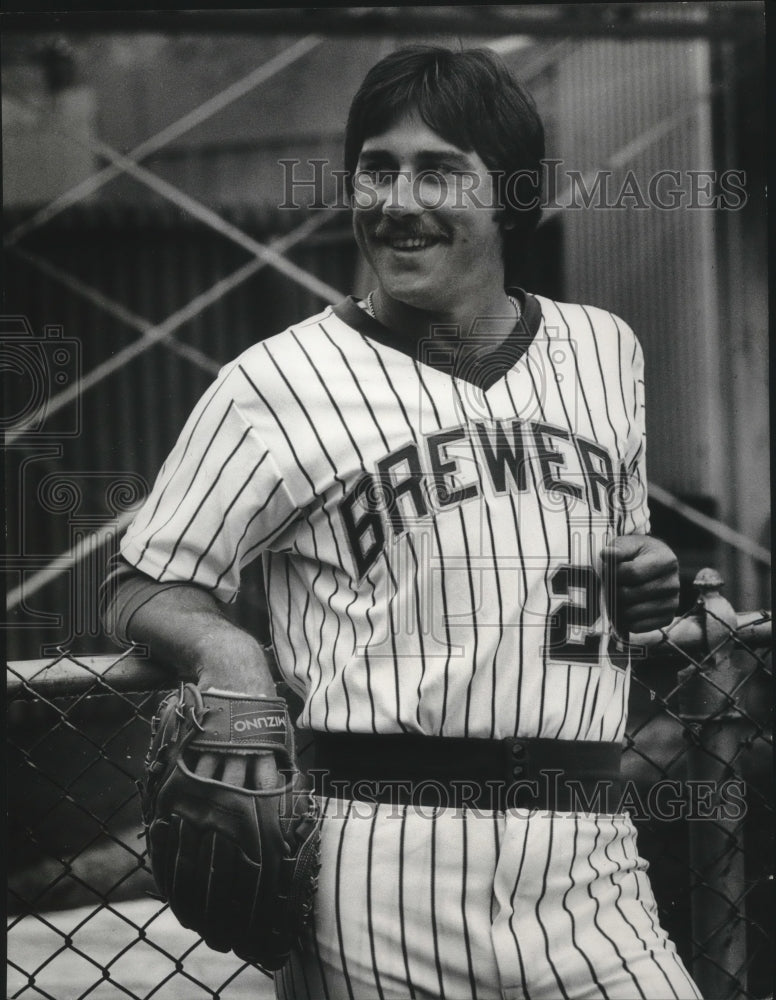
[120,290,649,745]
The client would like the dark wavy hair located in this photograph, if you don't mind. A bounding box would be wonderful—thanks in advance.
[344,46,546,262]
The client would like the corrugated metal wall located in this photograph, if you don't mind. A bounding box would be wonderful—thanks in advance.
[554,39,722,499]
[5,205,357,659]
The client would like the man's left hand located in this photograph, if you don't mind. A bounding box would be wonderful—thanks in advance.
[601,535,680,636]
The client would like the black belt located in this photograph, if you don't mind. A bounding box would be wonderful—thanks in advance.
[309,732,623,813]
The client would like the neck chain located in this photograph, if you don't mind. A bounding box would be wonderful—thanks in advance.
[365,291,521,323]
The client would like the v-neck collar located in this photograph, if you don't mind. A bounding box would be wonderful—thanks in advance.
[332,288,543,391]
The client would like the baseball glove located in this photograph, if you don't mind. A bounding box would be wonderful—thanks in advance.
[140,683,320,971]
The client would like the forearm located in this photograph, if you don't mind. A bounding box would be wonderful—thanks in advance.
[128,585,277,694]
[101,560,276,695]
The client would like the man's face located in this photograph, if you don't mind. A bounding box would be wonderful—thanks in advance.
[352,112,505,312]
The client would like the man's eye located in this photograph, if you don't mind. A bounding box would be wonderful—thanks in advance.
[423,163,463,177]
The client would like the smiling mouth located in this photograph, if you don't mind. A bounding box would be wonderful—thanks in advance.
[382,236,443,251]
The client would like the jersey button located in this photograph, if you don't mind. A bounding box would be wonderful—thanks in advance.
[510,742,525,758]
[512,765,524,778]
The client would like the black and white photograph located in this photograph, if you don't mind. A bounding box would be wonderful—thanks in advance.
[4,5,771,999]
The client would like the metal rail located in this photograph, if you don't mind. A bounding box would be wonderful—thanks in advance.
[7,608,772,699]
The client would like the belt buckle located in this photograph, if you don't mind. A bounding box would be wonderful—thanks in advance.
[504,738,567,812]
[501,737,542,810]
[503,737,529,783]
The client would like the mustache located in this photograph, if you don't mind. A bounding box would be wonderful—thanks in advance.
[371,219,452,242]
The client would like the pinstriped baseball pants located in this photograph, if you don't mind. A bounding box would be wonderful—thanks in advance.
[276,798,702,1000]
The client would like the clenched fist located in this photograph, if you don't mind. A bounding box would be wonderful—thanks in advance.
[601,535,680,636]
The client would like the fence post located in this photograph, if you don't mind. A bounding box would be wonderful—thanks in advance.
[677,568,748,1000]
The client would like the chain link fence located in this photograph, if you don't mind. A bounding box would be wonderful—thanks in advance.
[7,570,773,1000]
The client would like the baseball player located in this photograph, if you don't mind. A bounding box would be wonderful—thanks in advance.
[103,46,701,999]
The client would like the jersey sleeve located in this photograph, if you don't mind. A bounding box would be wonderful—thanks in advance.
[619,332,651,536]
[119,365,300,604]
[99,553,194,645]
